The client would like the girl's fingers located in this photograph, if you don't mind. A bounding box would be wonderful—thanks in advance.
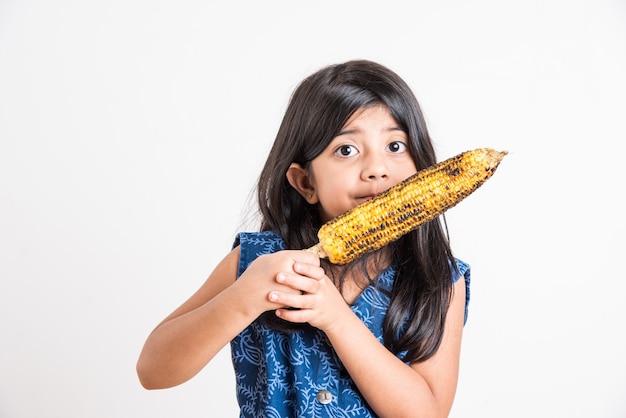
[274,307,309,323]
[276,270,323,294]
[268,290,315,310]
[292,262,324,281]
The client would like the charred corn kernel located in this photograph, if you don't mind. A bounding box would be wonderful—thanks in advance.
[308,148,507,264]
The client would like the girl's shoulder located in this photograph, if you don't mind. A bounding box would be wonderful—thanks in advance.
[232,231,284,250]
[452,257,471,325]
[232,231,286,277]
[453,258,470,284]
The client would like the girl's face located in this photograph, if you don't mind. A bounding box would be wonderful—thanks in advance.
[295,105,418,222]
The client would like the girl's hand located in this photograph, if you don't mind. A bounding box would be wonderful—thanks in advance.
[235,250,323,319]
[268,263,352,332]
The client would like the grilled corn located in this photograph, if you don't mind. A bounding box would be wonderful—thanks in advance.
[308,147,507,264]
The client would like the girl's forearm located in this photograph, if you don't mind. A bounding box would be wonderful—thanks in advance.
[325,279,466,417]
[324,311,453,418]
[136,283,256,390]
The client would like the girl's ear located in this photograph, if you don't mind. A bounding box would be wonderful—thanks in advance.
[286,163,319,204]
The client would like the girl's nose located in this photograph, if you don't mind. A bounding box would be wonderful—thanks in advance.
[361,153,389,181]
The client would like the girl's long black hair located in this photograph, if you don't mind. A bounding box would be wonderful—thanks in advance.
[255,60,457,364]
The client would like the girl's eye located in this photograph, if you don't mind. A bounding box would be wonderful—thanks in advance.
[387,141,408,153]
[335,145,358,157]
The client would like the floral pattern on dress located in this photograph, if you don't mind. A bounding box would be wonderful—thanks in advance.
[230,231,470,418]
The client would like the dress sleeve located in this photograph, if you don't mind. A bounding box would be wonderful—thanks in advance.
[453,258,471,325]
[232,231,286,279]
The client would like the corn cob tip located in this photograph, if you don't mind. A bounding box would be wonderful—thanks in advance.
[478,147,507,162]
[492,149,508,160]
[306,243,328,258]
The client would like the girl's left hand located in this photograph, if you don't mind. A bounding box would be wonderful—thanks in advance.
[268,260,351,332]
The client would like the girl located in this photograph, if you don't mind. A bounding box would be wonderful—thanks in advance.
[137,60,471,418]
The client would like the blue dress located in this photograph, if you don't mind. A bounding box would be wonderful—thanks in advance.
[231,231,471,418]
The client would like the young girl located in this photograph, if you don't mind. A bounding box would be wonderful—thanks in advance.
[137,60,471,418]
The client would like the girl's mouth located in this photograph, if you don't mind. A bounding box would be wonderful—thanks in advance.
[355,195,377,204]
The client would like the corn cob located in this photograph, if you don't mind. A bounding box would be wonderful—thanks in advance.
[308,147,507,264]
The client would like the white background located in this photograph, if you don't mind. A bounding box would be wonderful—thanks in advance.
[1,1,625,417]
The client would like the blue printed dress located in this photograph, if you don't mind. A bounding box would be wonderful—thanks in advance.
[231,231,471,418]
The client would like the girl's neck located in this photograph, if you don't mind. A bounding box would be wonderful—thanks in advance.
[326,248,392,305]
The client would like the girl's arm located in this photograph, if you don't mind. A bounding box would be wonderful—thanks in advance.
[273,265,466,418]
[331,279,465,418]
[136,247,321,389]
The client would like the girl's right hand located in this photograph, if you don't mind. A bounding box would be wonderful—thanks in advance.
[136,247,322,389]
[234,250,323,319]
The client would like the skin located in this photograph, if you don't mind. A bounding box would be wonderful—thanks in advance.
[136,105,466,418]
[288,105,420,222]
